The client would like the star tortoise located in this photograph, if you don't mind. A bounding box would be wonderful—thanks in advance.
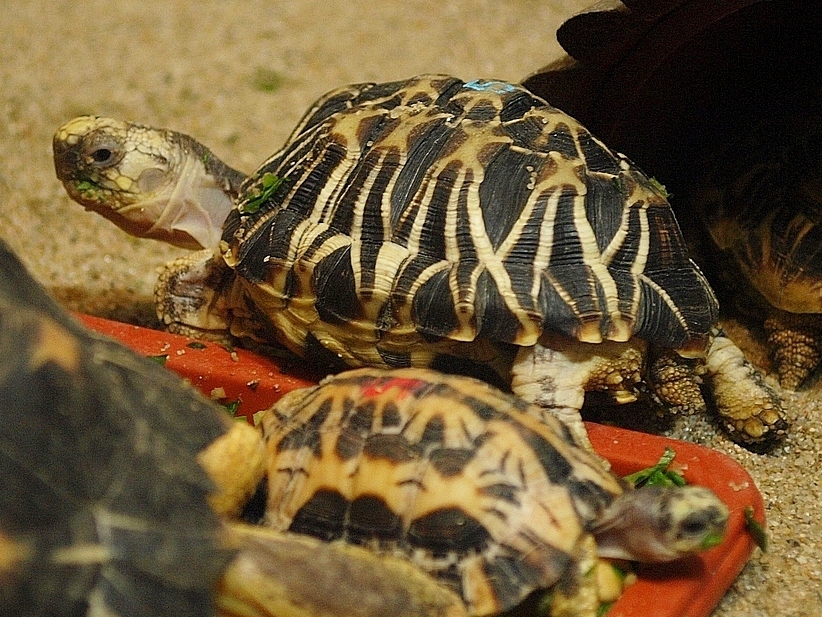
[52,74,786,446]
[257,366,730,616]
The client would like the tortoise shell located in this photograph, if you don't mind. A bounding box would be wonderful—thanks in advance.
[258,367,626,615]
[220,75,717,368]
[0,238,234,617]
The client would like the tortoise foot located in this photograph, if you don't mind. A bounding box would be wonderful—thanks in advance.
[764,315,822,390]
[647,348,707,415]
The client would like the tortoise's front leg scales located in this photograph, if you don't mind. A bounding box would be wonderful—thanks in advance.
[511,337,645,451]
[705,328,788,446]
[647,347,707,415]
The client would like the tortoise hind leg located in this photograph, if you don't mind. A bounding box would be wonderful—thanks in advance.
[764,312,822,390]
[218,525,467,617]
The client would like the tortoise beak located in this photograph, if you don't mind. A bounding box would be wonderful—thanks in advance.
[52,130,80,184]
[52,116,102,185]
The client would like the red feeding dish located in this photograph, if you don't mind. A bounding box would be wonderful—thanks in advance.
[78,313,764,617]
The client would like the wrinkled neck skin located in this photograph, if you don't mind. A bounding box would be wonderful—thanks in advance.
[116,134,245,250]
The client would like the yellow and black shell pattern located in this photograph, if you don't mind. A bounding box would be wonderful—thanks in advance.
[222,75,718,366]
[259,367,626,616]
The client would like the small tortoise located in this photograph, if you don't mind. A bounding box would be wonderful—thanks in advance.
[523,0,822,390]
[52,74,786,446]
[257,366,729,616]
[0,238,728,617]
[0,238,465,617]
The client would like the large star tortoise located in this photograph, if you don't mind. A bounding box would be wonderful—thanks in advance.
[0,238,729,616]
[53,74,785,446]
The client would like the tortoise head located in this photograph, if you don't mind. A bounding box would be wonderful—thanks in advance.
[590,485,729,563]
[53,116,246,250]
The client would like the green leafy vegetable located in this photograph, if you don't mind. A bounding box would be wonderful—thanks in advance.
[239,172,285,214]
[147,354,169,366]
[649,177,672,198]
[219,399,241,417]
[623,447,686,488]
[701,530,726,550]
[75,179,104,198]
[744,506,768,551]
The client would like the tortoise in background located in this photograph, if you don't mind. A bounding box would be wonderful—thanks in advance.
[53,75,785,446]
[0,238,729,617]
[523,0,822,390]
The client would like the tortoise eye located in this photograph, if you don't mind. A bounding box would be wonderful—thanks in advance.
[91,148,113,163]
[85,136,123,168]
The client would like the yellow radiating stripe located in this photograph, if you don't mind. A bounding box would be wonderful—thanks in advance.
[295,223,351,265]
[445,165,481,339]
[638,273,689,333]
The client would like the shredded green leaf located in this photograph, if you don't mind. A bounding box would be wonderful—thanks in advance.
[219,399,241,417]
[252,409,267,427]
[701,530,726,550]
[75,179,103,198]
[623,447,686,488]
[147,354,169,366]
[597,601,615,617]
[649,177,672,198]
[744,506,768,551]
[239,172,285,214]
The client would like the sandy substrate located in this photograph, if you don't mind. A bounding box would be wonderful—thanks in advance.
[2,1,820,615]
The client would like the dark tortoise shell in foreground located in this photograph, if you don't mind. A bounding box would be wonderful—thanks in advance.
[0,238,465,617]
[53,74,785,446]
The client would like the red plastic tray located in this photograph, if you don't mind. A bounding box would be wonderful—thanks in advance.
[77,313,763,617]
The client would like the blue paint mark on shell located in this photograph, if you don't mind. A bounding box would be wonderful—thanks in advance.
[463,80,518,94]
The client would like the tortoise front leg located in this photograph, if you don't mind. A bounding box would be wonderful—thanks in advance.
[217,524,467,617]
[703,328,788,446]
[510,337,646,450]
